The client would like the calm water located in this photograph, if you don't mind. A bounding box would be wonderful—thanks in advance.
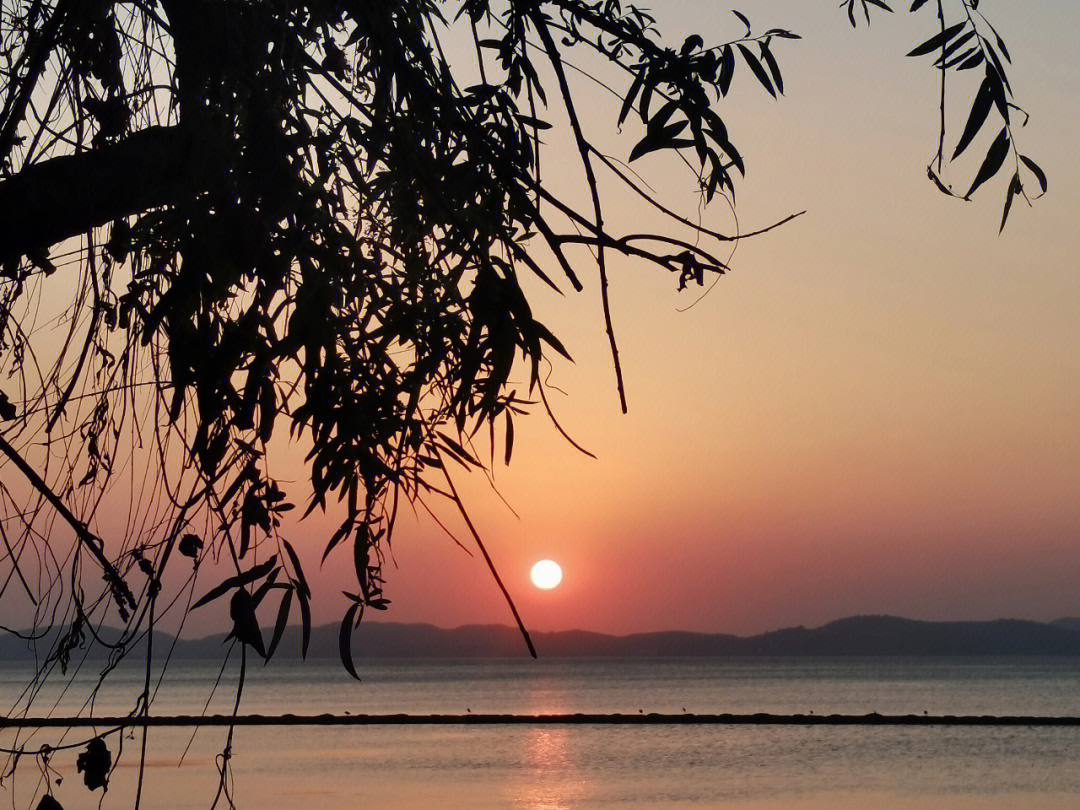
[2,657,1079,809]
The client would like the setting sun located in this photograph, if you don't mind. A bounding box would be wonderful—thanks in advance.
[530,560,563,590]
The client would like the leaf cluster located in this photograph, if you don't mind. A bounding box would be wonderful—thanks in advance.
[903,0,1045,229]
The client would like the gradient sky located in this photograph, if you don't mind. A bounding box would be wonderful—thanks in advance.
[17,2,1073,641]
[311,0,1079,638]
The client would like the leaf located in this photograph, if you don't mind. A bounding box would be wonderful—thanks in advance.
[191,556,278,610]
[717,45,735,95]
[281,538,311,599]
[533,320,572,360]
[339,601,362,680]
[618,69,644,127]
[504,411,514,465]
[985,65,1009,123]
[707,130,745,175]
[941,47,979,70]
[229,588,266,657]
[732,10,751,36]
[906,22,967,58]
[737,44,775,97]
[864,0,893,15]
[926,165,957,198]
[298,589,311,659]
[638,78,653,121]
[985,43,1012,95]
[646,98,680,134]
[966,128,1010,199]
[999,173,1022,233]
[1019,155,1047,193]
[681,34,703,56]
[993,31,1012,64]
[910,0,930,10]
[178,533,203,559]
[759,42,784,95]
[76,738,111,791]
[251,567,281,607]
[933,30,975,65]
[36,796,64,810]
[952,76,994,160]
[955,50,985,71]
[629,120,689,162]
[265,587,293,660]
[0,390,16,421]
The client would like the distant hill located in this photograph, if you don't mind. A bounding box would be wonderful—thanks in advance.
[5,615,1080,661]
[1051,617,1080,634]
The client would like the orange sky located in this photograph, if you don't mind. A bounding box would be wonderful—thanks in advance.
[307,0,1079,637]
[8,2,1076,641]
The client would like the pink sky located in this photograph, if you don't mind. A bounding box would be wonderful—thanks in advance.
[252,1,1079,638]
[6,3,1077,641]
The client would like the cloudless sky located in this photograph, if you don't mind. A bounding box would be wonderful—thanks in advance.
[310,0,1080,639]
[42,1,1073,642]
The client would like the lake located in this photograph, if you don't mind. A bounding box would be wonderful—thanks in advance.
[2,656,1079,809]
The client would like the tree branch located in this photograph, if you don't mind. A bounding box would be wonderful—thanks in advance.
[0,124,220,262]
[0,432,134,610]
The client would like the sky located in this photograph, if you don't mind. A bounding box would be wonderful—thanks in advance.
[313,0,1080,638]
[6,2,1076,642]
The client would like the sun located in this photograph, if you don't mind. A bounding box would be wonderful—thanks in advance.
[530,559,563,590]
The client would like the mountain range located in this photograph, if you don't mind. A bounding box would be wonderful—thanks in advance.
[4,615,1080,661]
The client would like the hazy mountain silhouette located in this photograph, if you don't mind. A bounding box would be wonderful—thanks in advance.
[1050,617,1080,634]
[5,615,1080,661]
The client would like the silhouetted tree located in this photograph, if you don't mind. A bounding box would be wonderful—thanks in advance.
[0,1,1043,804]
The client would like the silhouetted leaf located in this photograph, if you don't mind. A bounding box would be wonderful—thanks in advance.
[910,0,930,11]
[759,42,783,95]
[178,533,203,559]
[191,556,278,610]
[76,738,111,791]
[681,35,703,56]
[229,588,266,657]
[298,589,311,659]
[952,76,994,159]
[933,31,975,66]
[281,538,311,599]
[36,796,64,810]
[907,22,967,57]
[629,120,688,161]
[966,128,1010,199]
[0,391,16,421]
[737,44,775,97]
[1000,173,1022,233]
[339,601,362,680]
[985,43,1012,95]
[864,0,893,17]
[717,46,735,95]
[1019,155,1047,193]
[265,587,293,660]
[732,10,751,36]
[927,165,958,198]
[618,69,644,127]
[955,50,985,71]
[985,66,1009,122]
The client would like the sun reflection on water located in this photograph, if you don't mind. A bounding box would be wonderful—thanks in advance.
[511,727,589,810]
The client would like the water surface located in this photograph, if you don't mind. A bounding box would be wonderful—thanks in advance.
[2,657,1078,808]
